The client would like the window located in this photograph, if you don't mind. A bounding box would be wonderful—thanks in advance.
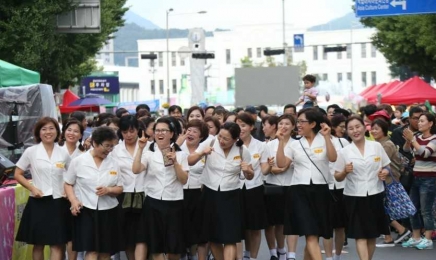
[247,48,252,58]
[313,46,318,60]
[347,72,352,81]
[180,58,185,66]
[151,80,155,95]
[371,71,377,85]
[159,80,164,94]
[323,73,328,81]
[226,49,231,64]
[172,79,177,94]
[337,45,343,59]
[337,73,343,82]
[171,52,176,66]
[346,44,352,59]
[150,52,155,67]
[361,43,367,58]
[257,47,262,58]
[227,77,233,90]
[323,45,327,60]
[361,72,367,86]
[371,44,377,58]
[158,52,163,67]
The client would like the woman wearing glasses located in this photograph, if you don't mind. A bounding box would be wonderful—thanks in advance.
[64,126,123,260]
[132,117,189,260]
[188,122,254,260]
[276,108,337,260]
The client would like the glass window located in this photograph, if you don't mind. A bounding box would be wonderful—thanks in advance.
[257,48,262,58]
[361,43,367,58]
[227,77,233,90]
[346,44,352,59]
[371,71,377,85]
[171,52,176,66]
[337,73,343,82]
[323,73,328,81]
[362,72,367,86]
[347,72,352,81]
[159,80,164,94]
[172,79,177,94]
[158,52,163,67]
[151,80,155,95]
[323,45,327,60]
[371,44,377,58]
[337,45,342,59]
[247,48,252,58]
[226,49,231,64]
[313,46,318,60]
[180,58,185,66]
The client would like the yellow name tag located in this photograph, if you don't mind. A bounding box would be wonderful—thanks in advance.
[109,170,118,175]
[314,148,323,154]
[55,162,65,169]
[201,158,205,163]
[253,153,260,159]
[374,157,381,162]
[233,156,241,160]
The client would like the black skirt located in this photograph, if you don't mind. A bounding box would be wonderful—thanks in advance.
[344,192,390,239]
[331,188,346,229]
[284,183,333,239]
[183,188,205,247]
[264,184,286,226]
[16,196,70,245]
[119,192,146,247]
[241,185,268,230]
[72,206,123,253]
[201,186,243,244]
[142,196,185,254]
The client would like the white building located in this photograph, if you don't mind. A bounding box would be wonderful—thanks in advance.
[118,24,392,105]
[96,38,115,66]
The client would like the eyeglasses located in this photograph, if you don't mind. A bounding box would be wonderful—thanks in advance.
[154,129,170,134]
[100,143,115,151]
[411,117,420,121]
[296,120,310,124]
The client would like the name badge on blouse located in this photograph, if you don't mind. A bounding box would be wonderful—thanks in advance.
[313,148,323,154]
[55,162,65,169]
[374,156,381,162]
[233,155,241,160]
[253,153,260,159]
[109,170,118,175]
[201,158,205,163]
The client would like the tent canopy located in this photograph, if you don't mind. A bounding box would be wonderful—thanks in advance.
[381,77,436,105]
[59,89,98,114]
[0,60,40,87]
[365,81,401,103]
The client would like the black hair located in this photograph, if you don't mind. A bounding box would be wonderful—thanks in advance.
[115,107,129,118]
[139,117,155,132]
[327,104,340,113]
[136,104,150,113]
[169,105,182,114]
[297,108,325,134]
[102,117,120,128]
[70,111,86,122]
[409,106,424,116]
[225,112,237,122]
[283,104,297,114]
[221,122,243,147]
[371,119,389,137]
[257,105,268,116]
[213,107,227,116]
[187,106,205,121]
[59,119,85,151]
[379,104,393,116]
[205,106,215,113]
[236,112,255,126]
[233,107,244,113]
[262,115,279,128]
[345,115,365,130]
[136,109,151,119]
[149,117,182,152]
[167,116,183,136]
[91,126,118,145]
[420,113,436,135]
[204,116,221,133]
[302,74,316,83]
[118,115,139,140]
[95,113,115,127]
[278,114,297,137]
[34,117,61,143]
[363,104,377,117]
[331,114,347,128]
[187,119,209,143]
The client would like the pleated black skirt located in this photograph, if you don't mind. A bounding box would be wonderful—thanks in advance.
[142,196,185,254]
[344,192,390,239]
[331,188,347,229]
[183,188,205,247]
[201,186,243,244]
[72,206,123,253]
[264,184,286,226]
[16,196,70,245]
[242,185,268,230]
[284,183,333,239]
[119,192,146,247]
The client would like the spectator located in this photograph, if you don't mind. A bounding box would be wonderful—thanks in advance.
[116,107,130,118]
[245,106,265,141]
[204,106,215,118]
[258,105,269,119]
[169,105,183,119]
[136,104,150,113]
[295,74,318,109]
[327,104,341,121]
[283,104,297,118]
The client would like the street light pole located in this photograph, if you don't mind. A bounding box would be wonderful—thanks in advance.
[166,8,173,104]
[282,0,286,66]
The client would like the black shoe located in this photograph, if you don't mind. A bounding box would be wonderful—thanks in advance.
[394,229,411,244]
[344,239,348,247]
[270,256,278,260]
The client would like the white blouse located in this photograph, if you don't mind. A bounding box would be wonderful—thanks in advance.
[266,139,294,186]
[329,137,350,190]
[242,137,269,189]
[181,142,204,189]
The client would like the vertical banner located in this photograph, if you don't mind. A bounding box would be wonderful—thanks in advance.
[0,187,15,260]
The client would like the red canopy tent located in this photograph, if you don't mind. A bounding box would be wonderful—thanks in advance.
[59,89,98,113]
[359,84,380,97]
[365,80,401,103]
[381,77,436,105]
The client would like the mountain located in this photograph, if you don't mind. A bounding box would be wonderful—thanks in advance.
[124,10,160,29]
[308,12,364,31]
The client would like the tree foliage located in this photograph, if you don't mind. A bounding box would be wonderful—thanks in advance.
[360,14,436,80]
[0,0,128,91]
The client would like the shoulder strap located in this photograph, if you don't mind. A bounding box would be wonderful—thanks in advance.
[299,140,330,185]
[338,138,344,148]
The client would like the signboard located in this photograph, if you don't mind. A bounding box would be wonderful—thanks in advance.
[356,0,436,17]
[57,0,101,33]
[293,34,304,53]
[82,76,120,95]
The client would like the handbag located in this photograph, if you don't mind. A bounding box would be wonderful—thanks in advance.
[384,169,417,220]
[264,179,285,195]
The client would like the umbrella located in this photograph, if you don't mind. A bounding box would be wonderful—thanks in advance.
[67,94,112,107]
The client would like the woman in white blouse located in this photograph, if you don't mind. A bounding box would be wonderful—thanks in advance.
[236,113,273,260]
[276,108,337,260]
[132,117,189,260]
[188,122,254,260]
[334,116,390,260]
[111,115,148,260]
[64,126,124,260]
[15,117,71,260]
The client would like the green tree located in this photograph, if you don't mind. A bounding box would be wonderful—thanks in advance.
[240,56,253,68]
[0,0,128,92]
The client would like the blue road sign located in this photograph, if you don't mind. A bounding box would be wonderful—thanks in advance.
[356,0,436,17]
[293,34,304,52]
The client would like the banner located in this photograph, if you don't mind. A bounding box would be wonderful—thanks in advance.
[82,76,120,95]
[0,187,15,260]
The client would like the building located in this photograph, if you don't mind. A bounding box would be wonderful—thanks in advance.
[96,38,115,66]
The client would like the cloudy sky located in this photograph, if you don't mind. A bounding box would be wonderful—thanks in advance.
[126,0,355,30]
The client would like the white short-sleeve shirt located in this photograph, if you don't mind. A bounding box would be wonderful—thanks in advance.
[16,143,70,199]
[197,138,252,191]
[111,140,146,192]
[64,152,122,210]
[58,143,84,160]
[334,140,390,197]
[141,146,189,200]
[242,137,269,189]
[265,138,294,186]
[181,142,204,189]
[329,137,350,190]
[284,133,332,186]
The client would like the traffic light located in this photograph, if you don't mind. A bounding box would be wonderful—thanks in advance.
[263,49,285,56]
[323,46,347,53]
[141,54,157,60]
[192,53,215,59]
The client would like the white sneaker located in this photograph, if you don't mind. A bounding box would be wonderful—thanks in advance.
[402,237,421,248]
[415,238,434,250]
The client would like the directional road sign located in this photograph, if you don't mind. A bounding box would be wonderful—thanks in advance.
[293,34,304,53]
[356,0,436,17]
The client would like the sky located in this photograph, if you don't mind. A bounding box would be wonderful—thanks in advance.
[126,0,355,30]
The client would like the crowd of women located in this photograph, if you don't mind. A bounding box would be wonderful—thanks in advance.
[12,102,436,260]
